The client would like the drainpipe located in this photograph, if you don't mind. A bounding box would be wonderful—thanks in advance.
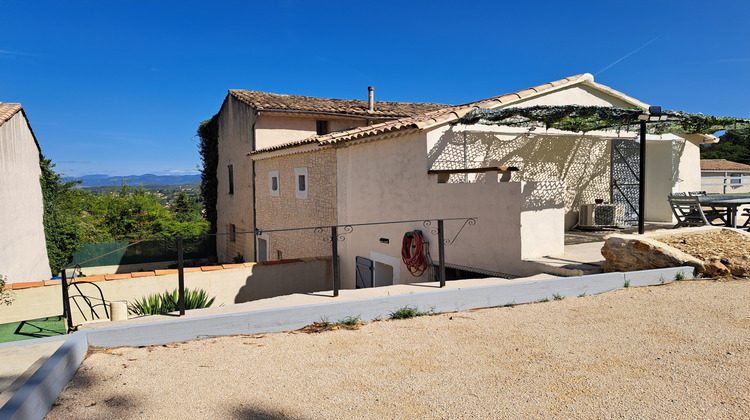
[252,111,259,261]
[368,86,374,113]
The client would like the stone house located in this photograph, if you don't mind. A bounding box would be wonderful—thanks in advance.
[215,88,446,262]
[0,103,51,284]
[217,73,711,288]
[700,159,750,194]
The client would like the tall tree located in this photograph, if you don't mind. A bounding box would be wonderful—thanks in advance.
[700,129,750,165]
[197,114,219,234]
[39,154,86,275]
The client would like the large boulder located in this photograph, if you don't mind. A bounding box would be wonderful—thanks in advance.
[600,227,740,276]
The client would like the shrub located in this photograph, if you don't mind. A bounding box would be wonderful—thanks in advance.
[389,305,433,320]
[128,288,215,315]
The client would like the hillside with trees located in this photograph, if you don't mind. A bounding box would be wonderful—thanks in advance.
[40,155,209,275]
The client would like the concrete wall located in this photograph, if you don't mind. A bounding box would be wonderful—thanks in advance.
[0,111,51,283]
[0,258,332,326]
[216,96,256,263]
[255,149,337,260]
[335,131,565,288]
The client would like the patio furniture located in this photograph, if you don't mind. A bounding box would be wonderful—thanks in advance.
[696,196,750,228]
[668,195,729,228]
[742,208,750,229]
[688,191,707,196]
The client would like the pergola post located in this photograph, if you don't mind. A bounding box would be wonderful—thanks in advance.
[639,119,646,234]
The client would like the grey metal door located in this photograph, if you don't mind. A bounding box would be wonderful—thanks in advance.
[355,256,374,289]
[611,138,640,225]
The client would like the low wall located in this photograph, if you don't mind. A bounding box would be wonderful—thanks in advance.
[0,258,332,326]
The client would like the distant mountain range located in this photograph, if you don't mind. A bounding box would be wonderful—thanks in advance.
[68,173,202,187]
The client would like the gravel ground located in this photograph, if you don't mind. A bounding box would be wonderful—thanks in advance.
[655,229,750,262]
[47,279,750,419]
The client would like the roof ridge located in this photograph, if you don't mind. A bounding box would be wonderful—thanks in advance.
[0,102,23,127]
[251,74,593,154]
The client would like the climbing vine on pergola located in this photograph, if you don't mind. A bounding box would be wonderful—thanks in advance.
[457,105,750,135]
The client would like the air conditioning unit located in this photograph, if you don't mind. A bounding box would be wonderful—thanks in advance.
[578,204,625,228]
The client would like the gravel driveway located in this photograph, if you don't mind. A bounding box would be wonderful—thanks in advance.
[47,279,750,419]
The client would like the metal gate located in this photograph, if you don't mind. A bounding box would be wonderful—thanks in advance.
[611,138,640,225]
[355,256,374,289]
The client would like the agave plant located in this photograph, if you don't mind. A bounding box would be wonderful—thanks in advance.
[128,288,215,315]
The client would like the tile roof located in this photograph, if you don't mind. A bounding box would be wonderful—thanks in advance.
[700,159,750,171]
[0,103,23,127]
[229,90,447,118]
[251,74,589,154]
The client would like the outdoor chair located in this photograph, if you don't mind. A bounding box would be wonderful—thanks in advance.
[742,208,750,230]
[668,195,729,228]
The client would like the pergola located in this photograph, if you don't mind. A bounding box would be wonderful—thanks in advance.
[457,105,750,233]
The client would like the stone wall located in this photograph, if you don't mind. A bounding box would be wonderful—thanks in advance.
[255,149,337,260]
[216,95,256,263]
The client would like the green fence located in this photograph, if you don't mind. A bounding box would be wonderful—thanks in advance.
[69,236,215,268]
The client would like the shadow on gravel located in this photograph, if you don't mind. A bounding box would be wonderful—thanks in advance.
[230,404,310,420]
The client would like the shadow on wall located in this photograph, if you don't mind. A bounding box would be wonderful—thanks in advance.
[672,138,686,187]
[429,127,611,213]
[234,258,333,304]
[522,181,566,211]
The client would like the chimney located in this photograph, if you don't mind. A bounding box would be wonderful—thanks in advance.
[368,86,374,113]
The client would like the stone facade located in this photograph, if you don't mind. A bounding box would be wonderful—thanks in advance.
[216,95,256,263]
[255,149,337,260]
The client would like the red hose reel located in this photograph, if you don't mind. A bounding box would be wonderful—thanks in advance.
[401,230,429,277]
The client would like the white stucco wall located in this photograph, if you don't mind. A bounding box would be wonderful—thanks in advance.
[645,134,704,222]
[429,124,615,229]
[335,131,565,288]
[0,111,51,283]
[255,114,368,150]
[216,96,256,262]
[511,84,640,109]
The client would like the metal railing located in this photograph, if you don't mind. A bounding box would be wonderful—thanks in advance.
[59,217,477,330]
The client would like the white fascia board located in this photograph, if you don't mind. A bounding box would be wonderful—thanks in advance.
[248,143,321,161]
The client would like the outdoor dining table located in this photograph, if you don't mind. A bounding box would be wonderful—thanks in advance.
[698,195,750,228]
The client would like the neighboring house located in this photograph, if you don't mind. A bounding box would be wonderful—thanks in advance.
[0,102,51,284]
[217,74,711,287]
[700,159,750,194]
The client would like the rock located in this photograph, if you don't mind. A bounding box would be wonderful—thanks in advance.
[601,233,705,274]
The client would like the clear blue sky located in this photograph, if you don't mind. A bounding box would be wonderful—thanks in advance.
[1,1,748,177]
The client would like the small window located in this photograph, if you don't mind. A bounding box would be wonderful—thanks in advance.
[268,170,280,196]
[230,224,236,242]
[294,167,308,199]
[731,173,742,184]
[228,165,234,195]
[316,120,329,135]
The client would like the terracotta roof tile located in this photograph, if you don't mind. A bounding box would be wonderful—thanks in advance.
[700,159,750,171]
[0,103,22,126]
[229,90,447,118]
[252,74,588,154]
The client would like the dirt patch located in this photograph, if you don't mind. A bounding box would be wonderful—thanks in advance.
[654,229,750,277]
